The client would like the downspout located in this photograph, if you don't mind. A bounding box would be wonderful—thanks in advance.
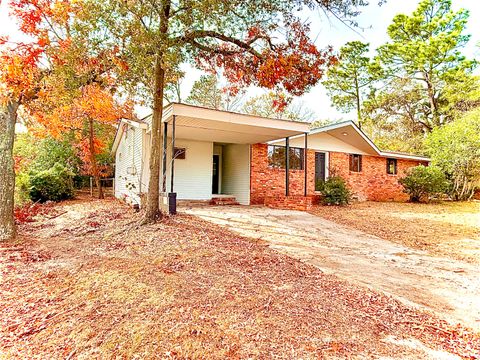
[285,137,290,196]
[304,132,308,197]
[170,115,176,192]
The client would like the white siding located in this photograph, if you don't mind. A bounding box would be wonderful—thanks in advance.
[222,144,250,205]
[167,139,213,200]
[114,126,145,205]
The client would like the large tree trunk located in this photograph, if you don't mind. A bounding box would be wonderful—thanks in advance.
[0,101,18,242]
[143,1,171,223]
[144,54,166,222]
[88,118,104,199]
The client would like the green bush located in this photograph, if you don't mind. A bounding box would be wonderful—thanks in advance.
[29,163,75,202]
[399,165,448,202]
[15,172,31,205]
[425,109,480,200]
[320,176,351,205]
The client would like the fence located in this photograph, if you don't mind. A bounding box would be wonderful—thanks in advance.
[89,177,115,197]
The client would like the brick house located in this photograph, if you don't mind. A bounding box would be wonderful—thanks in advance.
[112,103,429,210]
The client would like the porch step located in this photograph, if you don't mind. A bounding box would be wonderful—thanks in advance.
[209,196,239,206]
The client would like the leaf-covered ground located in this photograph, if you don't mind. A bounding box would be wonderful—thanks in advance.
[1,198,479,359]
[310,201,480,263]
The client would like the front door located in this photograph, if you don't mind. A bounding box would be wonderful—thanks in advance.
[212,155,220,194]
[315,152,326,191]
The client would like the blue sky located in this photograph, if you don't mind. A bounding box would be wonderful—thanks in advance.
[2,0,479,121]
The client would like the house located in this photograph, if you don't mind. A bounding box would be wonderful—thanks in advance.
[112,103,429,210]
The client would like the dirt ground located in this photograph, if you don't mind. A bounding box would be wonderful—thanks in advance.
[310,201,480,263]
[185,205,480,333]
[1,199,479,359]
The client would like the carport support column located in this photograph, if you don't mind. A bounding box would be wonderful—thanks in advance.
[170,115,176,192]
[285,136,290,196]
[162,120,168,193]
[304,132,308,197]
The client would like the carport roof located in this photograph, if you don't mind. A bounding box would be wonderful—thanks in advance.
[161,103,310,144]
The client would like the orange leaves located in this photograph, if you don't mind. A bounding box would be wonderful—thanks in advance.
[198,21,337,101]
[77,84,130,125]
[0,45,42,103]
[10,0,75,37]
[30,83,132,137]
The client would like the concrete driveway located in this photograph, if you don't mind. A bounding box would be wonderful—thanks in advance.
[183,205,480,331]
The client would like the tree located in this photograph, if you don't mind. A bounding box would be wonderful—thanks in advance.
[1,0,129,239]
[425,109,480,200]
[376,0,476,131]
[186,74,243,111]
[0,2,48,240]
[30,83,132,199]
[242,92,316,122]
[322,41,377,126]
[362,78,429,152]
[86,0,363,222]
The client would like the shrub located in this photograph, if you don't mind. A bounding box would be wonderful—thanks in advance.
[14,172,31,205]
[29,163,75,202]
[320,176,351,205]
[425,109,480,200]
[398,165,448,202]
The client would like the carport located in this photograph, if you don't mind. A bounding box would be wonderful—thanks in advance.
[159,103,310,210]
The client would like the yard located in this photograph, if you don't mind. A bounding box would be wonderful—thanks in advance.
[310,201,480,264]
[1,198,479,359]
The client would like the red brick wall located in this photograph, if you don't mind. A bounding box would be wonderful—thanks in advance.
[250,143,315,205]
[264,195,321,211]
[329,152,428,202]
[250,144,428,204]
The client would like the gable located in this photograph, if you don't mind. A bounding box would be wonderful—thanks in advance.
[282,131,373,155]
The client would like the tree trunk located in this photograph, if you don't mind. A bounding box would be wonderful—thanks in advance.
[354,75,362,128]
[143,1,171,223]
[0,101,18,242]
[88,118,104,199]
[144,54,166,222]
[424,71,439,128]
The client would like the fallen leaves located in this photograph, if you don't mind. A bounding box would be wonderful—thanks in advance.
[0,198,479,358]
[310,201,480,263]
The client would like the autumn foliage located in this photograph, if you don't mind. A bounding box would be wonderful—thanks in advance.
[198,22,337,111]
[2,0,133,199]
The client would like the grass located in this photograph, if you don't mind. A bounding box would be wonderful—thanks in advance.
[0,198,478,359]
[310,201,480,263]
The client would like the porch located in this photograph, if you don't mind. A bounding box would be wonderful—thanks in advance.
[158,103,310,208]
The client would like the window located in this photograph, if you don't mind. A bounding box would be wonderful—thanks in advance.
[349,154,362,172]
[267,145,304,170]
[173,147,186,159]
[289,148,304,170]
[386,158,397,175]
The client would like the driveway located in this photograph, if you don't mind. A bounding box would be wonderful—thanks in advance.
[183,205,480,331]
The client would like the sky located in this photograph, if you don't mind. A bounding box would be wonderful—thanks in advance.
[1,0,479,121]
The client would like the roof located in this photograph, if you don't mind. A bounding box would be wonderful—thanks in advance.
[111,103,310,154]
[270,120,430,162]
[165,102,310,125]
[111,104,430,162]
[311,121,430,161]
[111,118,148,154]
[160,103,309,144]
[379,150,430,162]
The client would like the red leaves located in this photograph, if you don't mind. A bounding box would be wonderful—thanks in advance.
[198,21,337,103]
[14,202,56,224]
